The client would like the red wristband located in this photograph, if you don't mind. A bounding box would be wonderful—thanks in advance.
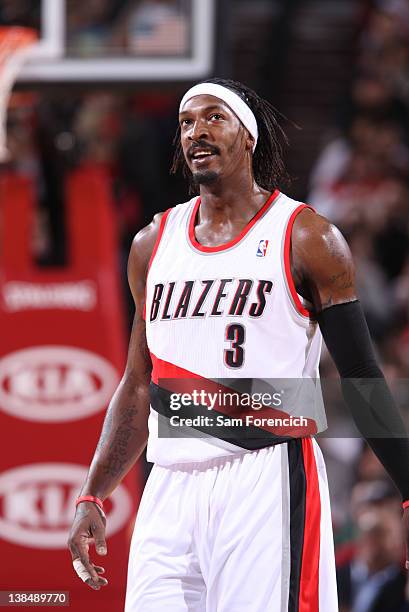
[75,495,104,510]
[402,500,409,510]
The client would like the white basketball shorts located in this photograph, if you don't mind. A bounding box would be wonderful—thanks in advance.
[124,438,338,611]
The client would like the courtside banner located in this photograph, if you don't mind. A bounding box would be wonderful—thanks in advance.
[0,170,141,612]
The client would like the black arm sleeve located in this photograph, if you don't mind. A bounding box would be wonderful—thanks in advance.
[316,299,409,501]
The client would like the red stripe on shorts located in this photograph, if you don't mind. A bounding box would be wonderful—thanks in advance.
[299,438,321,611]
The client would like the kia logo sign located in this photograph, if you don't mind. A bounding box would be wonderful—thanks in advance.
[0,463,133,549]
[0,346,119,422]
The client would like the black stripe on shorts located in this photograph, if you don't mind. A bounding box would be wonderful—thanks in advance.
[287,439,307,612]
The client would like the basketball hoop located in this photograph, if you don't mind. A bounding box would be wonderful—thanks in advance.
[0,26,38,163]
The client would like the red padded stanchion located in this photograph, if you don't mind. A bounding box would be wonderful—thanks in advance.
[0,169,143,611]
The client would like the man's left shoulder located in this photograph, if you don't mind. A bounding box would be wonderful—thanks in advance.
[291,205,342,255]
[290,202,356,306]
[280,192,331,237]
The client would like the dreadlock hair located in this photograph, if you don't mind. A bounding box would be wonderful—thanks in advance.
[171,78,291,195]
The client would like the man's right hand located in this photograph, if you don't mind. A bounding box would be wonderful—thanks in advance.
[67,502,109,590]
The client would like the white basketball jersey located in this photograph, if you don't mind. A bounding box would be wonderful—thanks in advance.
[145,190,327,465]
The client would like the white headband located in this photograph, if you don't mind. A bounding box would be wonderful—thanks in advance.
[179,83,258,151]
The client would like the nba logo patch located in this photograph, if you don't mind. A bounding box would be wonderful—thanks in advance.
[256,240,269,257]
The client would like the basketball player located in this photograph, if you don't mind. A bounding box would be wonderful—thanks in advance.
[68,79,409,611]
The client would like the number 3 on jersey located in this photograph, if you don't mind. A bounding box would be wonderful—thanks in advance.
[224,323,245,368]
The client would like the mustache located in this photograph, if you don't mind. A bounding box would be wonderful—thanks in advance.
[188,140,220,158]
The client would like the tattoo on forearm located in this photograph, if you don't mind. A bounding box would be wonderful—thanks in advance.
[96,314,151,480]
[101,405,141,478]
[96,409,113,452]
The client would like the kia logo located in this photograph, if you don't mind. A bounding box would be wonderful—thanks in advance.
[0,463,133,549]
[0,346,119,422]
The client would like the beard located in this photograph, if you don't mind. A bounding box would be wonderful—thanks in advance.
[192,169,219,186]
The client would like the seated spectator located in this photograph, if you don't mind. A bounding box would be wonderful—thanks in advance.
[337,481,409,612]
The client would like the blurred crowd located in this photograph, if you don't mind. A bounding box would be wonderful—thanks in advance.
[2,1,409,609]
[310,0,409,377]
[312,2,409,610]
[0,0,190,56]
[66,0,190,57]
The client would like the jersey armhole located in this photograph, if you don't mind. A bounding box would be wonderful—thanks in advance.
[283,204,315,319]
[143,208,172,321]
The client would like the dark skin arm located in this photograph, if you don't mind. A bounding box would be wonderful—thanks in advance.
[291,208,409,569]
[291,208,356,311]
[67,213,164,590]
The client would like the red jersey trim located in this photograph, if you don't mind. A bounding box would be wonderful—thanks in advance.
[283,204,314,318]
[143,208,172,321]
[188,189,280,253]
[147,208,172,273]
[150,352,202,385]
[149,352,317,436]
[299,438,321,612]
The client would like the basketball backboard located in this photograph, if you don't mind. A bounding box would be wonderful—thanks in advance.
[3,0,216,83]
